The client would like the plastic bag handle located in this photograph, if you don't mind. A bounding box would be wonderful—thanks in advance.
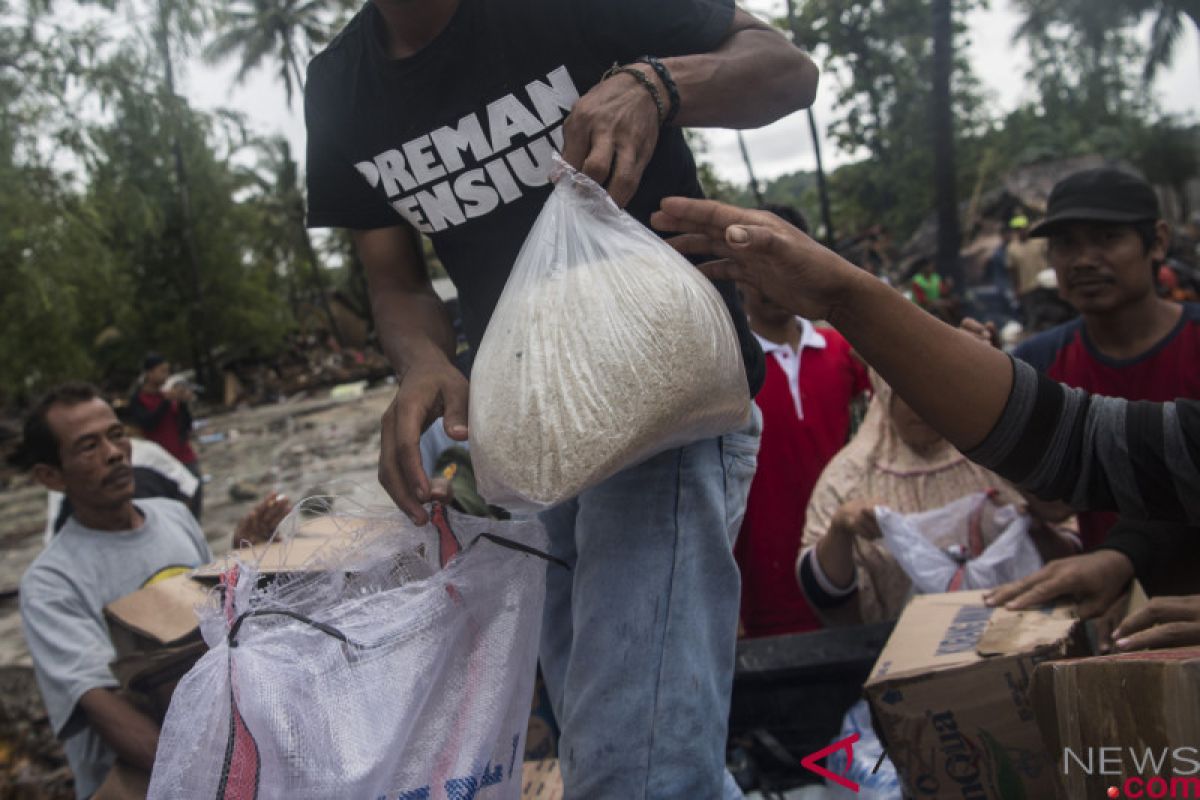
[471,532,571,570]
[228,608,353,648]
[225,539,567,647]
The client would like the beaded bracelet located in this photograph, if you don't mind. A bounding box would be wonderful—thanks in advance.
[635,56,680,126]
[601,62,666,126]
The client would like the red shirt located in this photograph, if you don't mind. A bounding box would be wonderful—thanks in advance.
[1014,303,1200,549]
[132,391,197,465]
[735,323,870,638]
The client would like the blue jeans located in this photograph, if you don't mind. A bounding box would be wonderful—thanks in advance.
[539,409,761,799]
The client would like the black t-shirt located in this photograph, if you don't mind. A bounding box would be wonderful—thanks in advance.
[305,0,764,394]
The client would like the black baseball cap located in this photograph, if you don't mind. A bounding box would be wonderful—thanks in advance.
[1029,168,1159,238]
[143,353,166,371]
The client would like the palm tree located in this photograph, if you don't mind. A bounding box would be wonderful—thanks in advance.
[207,0,351,341]
[153,0,219,387]
[1142,0,1200,82]
[204,0,330,107]
[1014,0,1199,85]
[783,0,835,245]
[240,135,343,342]
[931,0,961,287]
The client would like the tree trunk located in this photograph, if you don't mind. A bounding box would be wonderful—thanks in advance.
[806,108,836,245]
[784,0,835,245]
[931,0,963,288]
[296,217,345,346]
[155,0,217,391]
[737,131,764,206]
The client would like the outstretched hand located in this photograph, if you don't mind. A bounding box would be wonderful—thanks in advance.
[959,317,999,348]
[650,197,857,322]
[232,492,293,549]
[1113,595,1200,652]
[984,549,1134,619]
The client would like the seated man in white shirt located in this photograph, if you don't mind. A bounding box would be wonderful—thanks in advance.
[14,382,289,798]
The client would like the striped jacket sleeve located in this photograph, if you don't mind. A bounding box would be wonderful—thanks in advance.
[966,358,1200,526]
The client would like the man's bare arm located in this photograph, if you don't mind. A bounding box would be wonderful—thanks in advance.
[354,225,456,368]
[563,9,818,206]
[354,225,468,524]
[662,9,819,128]
[78,688,160,773]
[652,198,1012,450]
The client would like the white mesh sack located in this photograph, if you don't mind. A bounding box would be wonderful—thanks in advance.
[148,505,551,800]
[469,156,751,511]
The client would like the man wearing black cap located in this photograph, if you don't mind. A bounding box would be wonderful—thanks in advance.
[1004,167,1200,602]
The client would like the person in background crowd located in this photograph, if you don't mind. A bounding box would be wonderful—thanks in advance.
[1158,256,1200,302]
[985,219,1018,312]
[797,368,1078,626]
[128,354,202,519]
[909,257,957,321]
[837,224,893,282]
[15,383,290,799]
[1006,213,1070,331]
[650,194,1200,653]
[735,205,870,638]
[1013,168,1200,553]
[304,0,820,795]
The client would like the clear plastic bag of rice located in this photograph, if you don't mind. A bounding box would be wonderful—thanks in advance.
[469,156,751,512]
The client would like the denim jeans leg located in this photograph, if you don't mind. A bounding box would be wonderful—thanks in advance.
[538,498,579,719]
[537,410,761,799]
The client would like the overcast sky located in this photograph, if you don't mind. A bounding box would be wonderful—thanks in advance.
[182,0,1199,186]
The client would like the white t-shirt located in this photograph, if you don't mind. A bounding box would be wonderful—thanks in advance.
[19,498,212,798]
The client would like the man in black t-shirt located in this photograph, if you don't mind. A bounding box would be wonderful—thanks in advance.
[305,2,818,795]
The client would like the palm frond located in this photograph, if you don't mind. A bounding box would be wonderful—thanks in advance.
[1143,4,1184,82]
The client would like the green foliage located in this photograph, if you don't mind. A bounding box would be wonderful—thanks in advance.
[204,0,356,107]
[0,0,304,403]
[684,0,1200,248]
[83,75,292,374]
[5,0,1199,404]
[0,141,124,398]
[685,129,742,203]
[784,0,988,241]
[0,0,360,403]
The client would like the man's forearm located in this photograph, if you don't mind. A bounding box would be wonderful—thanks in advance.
[356,225,458,375]
[828,267,1013,451]
[663,13,818,128]
[372,290,457,376]
[79,688,160,773]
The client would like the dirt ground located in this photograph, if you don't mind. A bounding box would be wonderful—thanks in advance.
[0,384,398,796]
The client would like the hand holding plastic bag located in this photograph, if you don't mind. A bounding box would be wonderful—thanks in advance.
[469,156,751,511]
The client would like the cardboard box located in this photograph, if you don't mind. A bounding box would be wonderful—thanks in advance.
[520,760,563,800]
[1033,646,1200,799]
[104,573,211,721]
[103,515,366,717]
[192,512,377,580]
[865,590,1089,799]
